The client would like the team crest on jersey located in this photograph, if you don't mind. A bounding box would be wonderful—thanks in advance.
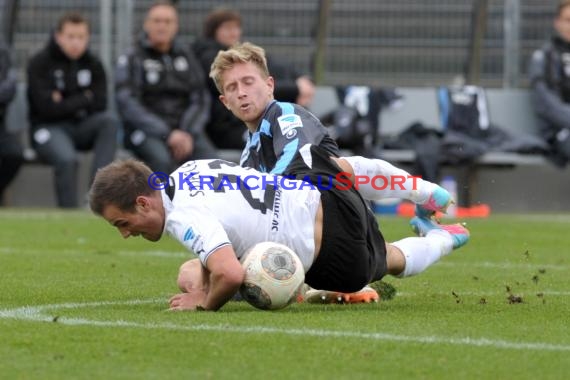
[146,70,160,84]
[174,56,189,71]
[77,69,92,87]
[277,114,303,139]
[143,59,162,84]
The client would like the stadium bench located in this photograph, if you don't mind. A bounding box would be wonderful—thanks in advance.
[215,86,550,208]
[377,86,550,205]
[378,86,548,167]
[2,83,560,209]
[5,83,96,206]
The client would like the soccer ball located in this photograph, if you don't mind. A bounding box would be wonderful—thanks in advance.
[239,242,305,310]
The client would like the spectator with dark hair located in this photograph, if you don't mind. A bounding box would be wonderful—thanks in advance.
[0,41,23,206]
[27,11,118,208]
[529,0,570,166]
[192,7,315,149]
[115,0,217,174]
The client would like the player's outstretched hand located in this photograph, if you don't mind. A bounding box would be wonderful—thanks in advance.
[169,290,207,311]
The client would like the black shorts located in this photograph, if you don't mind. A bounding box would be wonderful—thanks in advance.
[285,145,388,292]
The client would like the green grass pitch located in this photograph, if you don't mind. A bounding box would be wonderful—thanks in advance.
[0,210,568,379]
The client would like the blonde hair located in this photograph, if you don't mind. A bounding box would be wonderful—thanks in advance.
[558,0,570,16]
[209,42,269,94]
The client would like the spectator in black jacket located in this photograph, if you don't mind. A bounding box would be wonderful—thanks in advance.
[529,0,570,166]
[0,41,23,206]
[192,8,316,149]
[27,12,118,208]
[115,1,217,174]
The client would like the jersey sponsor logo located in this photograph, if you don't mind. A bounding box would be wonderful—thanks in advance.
[183,227,195,241]
[271,188,282,232]
[143,59,162,71]
[143,59,162,84]
[191,237,205,256]
[285,128,297,138]
[277,114,303,139]
[178,161,206,197]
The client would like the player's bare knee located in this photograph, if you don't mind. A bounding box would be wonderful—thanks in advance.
[386,243,406,276]
[176,259,201,292]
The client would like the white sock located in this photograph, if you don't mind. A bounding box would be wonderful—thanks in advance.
[391,230,454,278]
[341,156,437,203]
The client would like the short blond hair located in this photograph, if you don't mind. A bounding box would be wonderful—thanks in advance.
[558,0,570,16]
[209,42,269,94]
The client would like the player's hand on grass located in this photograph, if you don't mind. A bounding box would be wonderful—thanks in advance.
[169,290,207,311]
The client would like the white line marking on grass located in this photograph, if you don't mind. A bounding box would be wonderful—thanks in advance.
[1,299,569,352]
[0,246,188,259]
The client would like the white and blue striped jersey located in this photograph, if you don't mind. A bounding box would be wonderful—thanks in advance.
[239,100,339,175]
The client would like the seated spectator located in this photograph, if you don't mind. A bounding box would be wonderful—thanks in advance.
[115,0,217,173]
[27,12,118,208]
[0,41,23,206]
[192,7,316,149]
[529,0,570,167]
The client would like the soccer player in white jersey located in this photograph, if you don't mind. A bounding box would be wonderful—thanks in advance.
[209,42,455,302]
[89,145,469,311]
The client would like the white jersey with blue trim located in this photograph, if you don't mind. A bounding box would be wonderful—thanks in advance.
[161,159,321,272]
[239,100,339,175]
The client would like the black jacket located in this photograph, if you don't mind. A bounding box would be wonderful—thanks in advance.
[26,34,107,127]
[115,33,210,141]
[192,38,307,149]
[192,38,246,148]
[0,42,17,126]
[529,35,570,140]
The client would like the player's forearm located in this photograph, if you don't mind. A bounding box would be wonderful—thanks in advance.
[202,271,243,311]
